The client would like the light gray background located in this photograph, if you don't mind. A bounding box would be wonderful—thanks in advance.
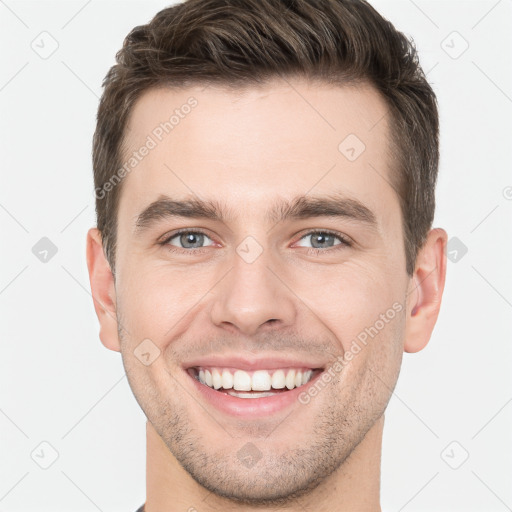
[1,0,511,510]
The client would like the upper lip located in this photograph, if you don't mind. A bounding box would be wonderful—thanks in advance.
[182,354,327,372]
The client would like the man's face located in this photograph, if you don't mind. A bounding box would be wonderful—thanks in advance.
[113,79,411,503]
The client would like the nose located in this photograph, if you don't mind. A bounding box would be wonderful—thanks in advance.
[210,246,297,337]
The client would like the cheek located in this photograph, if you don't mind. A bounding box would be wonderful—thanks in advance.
[283,259,405,352]
[116,261,215,341]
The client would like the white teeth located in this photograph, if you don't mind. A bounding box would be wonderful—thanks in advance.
[196,366,317,392]
[212,369,222,390]
[221,369,233,389]
[251,370,272,391]
[233,370,252,391]
[302,369,312,385]
[227,390,277,399]
[285,369,296,390]
[271,369,286,389]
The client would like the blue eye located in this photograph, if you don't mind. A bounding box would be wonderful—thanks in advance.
[296,231,351,250]
[163,230,214,250]
[159,228,351,256]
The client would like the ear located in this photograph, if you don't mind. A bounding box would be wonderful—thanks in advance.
[404,228,448,353]
[86,228,121,352]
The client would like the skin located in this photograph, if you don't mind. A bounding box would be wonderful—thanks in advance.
[87,78,447,511]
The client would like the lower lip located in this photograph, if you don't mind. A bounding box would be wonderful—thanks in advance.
[185,369,322,418]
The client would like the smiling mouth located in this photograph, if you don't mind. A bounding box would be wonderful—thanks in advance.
[187,366,323,398]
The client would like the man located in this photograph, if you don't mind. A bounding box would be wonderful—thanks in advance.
[86,0,447,510]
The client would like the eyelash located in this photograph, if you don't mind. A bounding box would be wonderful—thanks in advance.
[159,228,352,256]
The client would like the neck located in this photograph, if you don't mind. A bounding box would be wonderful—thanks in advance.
[145,416,383,512]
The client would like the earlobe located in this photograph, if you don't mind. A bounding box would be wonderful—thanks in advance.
[404,228,448,353]
[86,228,121,352]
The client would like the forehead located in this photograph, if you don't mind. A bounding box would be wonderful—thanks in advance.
[118,78,396,227]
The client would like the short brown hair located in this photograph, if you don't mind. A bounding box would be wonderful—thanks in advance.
[93,0,439,276]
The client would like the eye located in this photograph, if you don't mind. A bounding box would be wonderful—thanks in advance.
[162,229,215,251]
[158,228,351,255]
[295,230,352,250]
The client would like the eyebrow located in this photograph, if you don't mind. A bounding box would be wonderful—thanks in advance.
[134,193,378,234]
